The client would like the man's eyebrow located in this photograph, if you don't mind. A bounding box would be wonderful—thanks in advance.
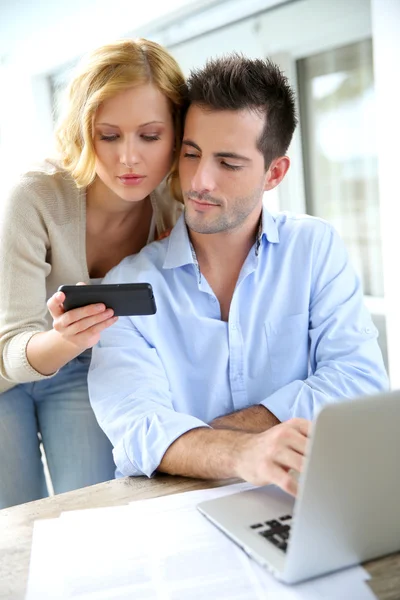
[95,121,165,128]
[182,139,251,162]
[182,139,201,151]
[215,152,251,162]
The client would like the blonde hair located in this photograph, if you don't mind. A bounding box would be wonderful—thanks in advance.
[55,38,187,200]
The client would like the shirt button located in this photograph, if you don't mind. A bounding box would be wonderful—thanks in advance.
[363,327,372,334]
[210,297,217,303]
[230,323,237,330]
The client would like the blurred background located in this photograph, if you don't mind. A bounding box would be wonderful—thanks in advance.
[0,0,398,384]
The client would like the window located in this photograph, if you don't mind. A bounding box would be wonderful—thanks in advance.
[297,39,387,367]
[297,39,383,298]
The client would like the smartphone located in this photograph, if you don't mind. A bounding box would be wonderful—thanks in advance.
[58,283,157,316]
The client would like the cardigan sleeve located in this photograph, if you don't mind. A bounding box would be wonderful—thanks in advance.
[0,176,57,384]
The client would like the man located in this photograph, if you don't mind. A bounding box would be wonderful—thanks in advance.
[88,55,388,497]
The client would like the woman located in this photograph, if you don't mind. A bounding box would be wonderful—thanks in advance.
[0,39,186,508]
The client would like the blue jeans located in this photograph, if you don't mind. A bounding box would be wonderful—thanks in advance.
[0,352,116,508]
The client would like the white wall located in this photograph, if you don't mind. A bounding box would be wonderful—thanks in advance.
[0,0,208,73]
[0,0,209,181]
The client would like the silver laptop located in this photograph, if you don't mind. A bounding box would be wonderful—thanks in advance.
[197,391,400,584]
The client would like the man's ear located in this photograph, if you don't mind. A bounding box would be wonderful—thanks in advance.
[264,156,290,191]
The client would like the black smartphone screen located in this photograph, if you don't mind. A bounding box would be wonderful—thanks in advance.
[58,283,156,316]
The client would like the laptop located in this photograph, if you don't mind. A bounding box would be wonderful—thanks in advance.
[197,391,400,584]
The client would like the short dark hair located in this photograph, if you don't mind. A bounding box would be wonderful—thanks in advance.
[186,54,297,169]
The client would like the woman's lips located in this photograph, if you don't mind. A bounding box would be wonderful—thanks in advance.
[118,175,146,186]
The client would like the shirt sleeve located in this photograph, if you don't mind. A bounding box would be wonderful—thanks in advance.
[0,179,57,383]
[261,224,389,422]
[88,315,208,478]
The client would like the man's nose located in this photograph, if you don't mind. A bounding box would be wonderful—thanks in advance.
[191,162,216,194]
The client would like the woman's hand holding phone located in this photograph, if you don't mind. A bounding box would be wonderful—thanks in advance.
[47,282,118,353]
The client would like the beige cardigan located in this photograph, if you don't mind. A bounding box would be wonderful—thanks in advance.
[0,160,182,394]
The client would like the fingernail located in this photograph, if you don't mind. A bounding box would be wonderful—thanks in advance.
[95,304,104,310]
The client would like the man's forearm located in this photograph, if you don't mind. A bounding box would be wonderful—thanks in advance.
[158,427,251,480]
[209,404,280,433]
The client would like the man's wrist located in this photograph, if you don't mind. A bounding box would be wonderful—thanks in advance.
[228,430,254,479]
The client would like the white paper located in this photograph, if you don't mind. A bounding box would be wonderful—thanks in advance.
[26,482,375,600]
[25,519,65,600]
[57,502,264,599]
[128,481,256,512]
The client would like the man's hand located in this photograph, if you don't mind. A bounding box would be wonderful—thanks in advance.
[158,418,311,496]
[233,418,310,496]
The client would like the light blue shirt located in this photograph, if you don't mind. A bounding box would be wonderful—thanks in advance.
[88,206,388,478]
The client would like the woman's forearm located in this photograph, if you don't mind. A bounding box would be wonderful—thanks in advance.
[26,329,82,376]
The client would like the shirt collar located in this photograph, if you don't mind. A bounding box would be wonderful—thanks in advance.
[260,201,280,244]
[162,202,280,270]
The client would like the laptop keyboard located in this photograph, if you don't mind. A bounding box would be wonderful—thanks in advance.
[250,514,292,553]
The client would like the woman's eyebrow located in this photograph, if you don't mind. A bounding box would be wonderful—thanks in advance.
[95,121,165,128]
